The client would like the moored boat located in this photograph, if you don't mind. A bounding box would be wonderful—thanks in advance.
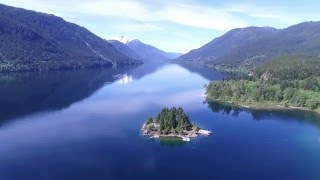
[182,137,190,142]
[198,129,211,135]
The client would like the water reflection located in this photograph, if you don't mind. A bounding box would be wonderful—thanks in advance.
[0,63,320,179]
[206,100,320,127]
[126,61,169,80]
[0,62,196,125]
[158,137,186,147]
[0,67,136,123]
[177,62,232,81]
[0,62,169,124]
[116,74,133,84]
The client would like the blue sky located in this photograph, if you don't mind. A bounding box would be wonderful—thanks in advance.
[1,0,320,53]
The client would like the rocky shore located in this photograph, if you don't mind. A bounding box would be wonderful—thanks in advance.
[141,122,210,141]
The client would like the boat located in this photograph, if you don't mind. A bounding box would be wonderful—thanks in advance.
[150,135,159,139]
[182,137,190,142]
[198,129,211,135]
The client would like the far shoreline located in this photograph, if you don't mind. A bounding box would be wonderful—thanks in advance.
[208,99,320,115]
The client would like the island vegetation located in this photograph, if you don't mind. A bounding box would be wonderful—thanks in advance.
[206,55,320,113]
[142,107,210,141]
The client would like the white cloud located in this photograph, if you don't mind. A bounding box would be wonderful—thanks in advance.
[157,2,247,30]
[222,3,320,27]
[75,0,153,21]
[118,23,162,32]
[76,0,248,30]
[0,0,248,30]
[2,0,318,30]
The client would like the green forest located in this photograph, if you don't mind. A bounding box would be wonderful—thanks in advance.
[206,55,320,112]
[0,4,141,72]
[146,107,198,134]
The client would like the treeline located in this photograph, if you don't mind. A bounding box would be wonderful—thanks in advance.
[206,55,320,111]
[146,107,197,134]
[254,55,320,81]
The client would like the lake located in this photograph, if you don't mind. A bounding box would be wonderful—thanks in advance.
[0,63,320,179]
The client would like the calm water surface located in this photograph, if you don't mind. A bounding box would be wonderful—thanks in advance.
[0,63,320,179]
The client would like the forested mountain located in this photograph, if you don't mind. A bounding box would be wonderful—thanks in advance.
[126,39,182,61]
[0,4,142,72]
[178,27,277,65]
[178,21,320,70]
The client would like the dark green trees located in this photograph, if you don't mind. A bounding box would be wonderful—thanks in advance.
[206,55,320,111]
[0,4,141,72]
[146,117,154,125]
[153,107,193,133]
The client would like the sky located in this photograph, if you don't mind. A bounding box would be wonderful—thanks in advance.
[0,0,320,53]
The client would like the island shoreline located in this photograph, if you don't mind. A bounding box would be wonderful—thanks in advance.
[141,107,212,142]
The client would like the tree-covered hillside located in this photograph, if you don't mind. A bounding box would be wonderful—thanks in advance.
[0,4,141,72]
[206,55,320,112]
[178,22,320,72]
[254,55,320,81]
[178,27,277,65]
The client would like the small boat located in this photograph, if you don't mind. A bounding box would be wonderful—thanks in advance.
[198,129,211,135]
[150,135,159,139]
[182,137,190,142]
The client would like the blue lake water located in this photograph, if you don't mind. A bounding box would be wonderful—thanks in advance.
[0,63,320,179]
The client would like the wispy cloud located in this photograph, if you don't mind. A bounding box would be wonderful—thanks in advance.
[157,2,247,30]
[222,2,320,26]
[2,0,316,32]
[117,23,162,32]
[75,0,248,30]
[1,0,248,30]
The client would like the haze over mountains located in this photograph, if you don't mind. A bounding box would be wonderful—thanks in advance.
[109,36,182,62]
[108,39,142,61]
[177,21,320,69]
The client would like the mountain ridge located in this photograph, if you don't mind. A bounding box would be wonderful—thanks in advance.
[109,37,182,62]
[177,21,320,70]
[108,40,142,60]
[0,4,142,72]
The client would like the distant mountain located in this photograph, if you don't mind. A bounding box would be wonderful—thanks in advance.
[108,37,182,62]
[126,39,182,61]
[177,21,320,69]
[165,52,183,60]
[108,40,142,60]
[0,4,142,72]
[109,36,132,44]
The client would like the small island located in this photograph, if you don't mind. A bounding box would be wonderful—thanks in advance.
[142,107,211,141]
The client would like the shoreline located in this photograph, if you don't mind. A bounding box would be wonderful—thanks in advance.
[209,99,320,115]
[145,132,199,139]
[141,123,211,141]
